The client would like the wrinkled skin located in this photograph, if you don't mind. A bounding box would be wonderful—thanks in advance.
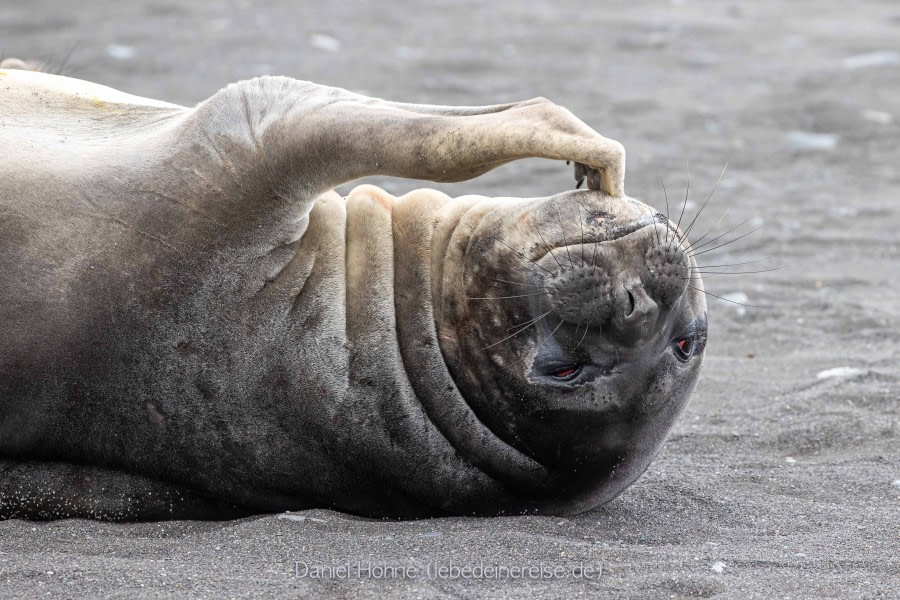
[0,67,705,520]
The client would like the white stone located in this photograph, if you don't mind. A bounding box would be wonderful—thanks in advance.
[105,44,136,61]
[861,109,894,125]
[842,51,900,70]
[308,33,342,53]
[277,513,326,523]
[785,131,838,152]
[816,367,865,380]
[828,206,859,218]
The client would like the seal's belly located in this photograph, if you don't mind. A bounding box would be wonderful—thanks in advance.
[0,182,346,491]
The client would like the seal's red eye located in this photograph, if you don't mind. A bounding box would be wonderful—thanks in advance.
[550,366,580,379]
[674,335,695,360]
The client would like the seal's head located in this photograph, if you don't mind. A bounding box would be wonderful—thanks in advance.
[436,190,707,512]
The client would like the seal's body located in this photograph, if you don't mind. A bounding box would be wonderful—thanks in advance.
[0,69,705,520]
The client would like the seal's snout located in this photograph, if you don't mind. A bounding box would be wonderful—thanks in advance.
[538,223,691,343]
[610,281,659,342]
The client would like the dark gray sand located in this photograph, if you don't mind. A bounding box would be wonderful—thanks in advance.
[1,0,898,597]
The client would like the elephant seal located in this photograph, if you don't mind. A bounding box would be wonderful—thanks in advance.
[0,67,706,520]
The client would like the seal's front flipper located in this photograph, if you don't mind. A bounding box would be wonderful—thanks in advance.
[291,91,627,196]
[204,78,625,198]
[0,460,257,521]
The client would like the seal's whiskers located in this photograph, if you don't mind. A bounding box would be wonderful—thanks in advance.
[552,202,576,269]
[687,266,784,277]
[535,318,565,352]
[55,41,81,76]
[495,277,547,289]
[573,315,595,351]
[689,208,731,249]
[695,258,772,269]
[675,161,690,235]
[494,239,554,275]
[590,242,601,277]
[686,216,753,254]
[534,225,565,272]
[648,204,664,248]
[678,162,728,245]
[506,308,555,333]
[660,175,672,245]
[482,308,555,350]
[688,224,763,258]
[467,292,547,300]
[577,203,586,269]
[687,284,764,308]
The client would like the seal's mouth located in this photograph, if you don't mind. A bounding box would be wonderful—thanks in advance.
[604,214,672,241]
[538,215,678,261]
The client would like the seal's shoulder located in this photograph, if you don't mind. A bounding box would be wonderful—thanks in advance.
[0,70,189,151]
[0,69,184,110]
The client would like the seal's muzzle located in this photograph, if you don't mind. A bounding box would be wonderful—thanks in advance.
[539,222,690,345]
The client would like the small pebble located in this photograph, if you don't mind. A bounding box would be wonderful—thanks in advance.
[785,131,838,152]
[861,109,894,125]
[828,206,859,218]
[816,367,865,380]
[277,513,326,523]
[417,531,441,538]
[711,561,726,573]
[308,33,342,52]
[105,44,136,61]
[842,50,899,70]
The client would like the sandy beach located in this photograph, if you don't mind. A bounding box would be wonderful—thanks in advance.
[1,0,898,597]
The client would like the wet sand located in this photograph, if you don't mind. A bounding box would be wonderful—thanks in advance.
[1,0,898,597]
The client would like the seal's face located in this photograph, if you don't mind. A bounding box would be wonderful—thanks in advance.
[438,190,707,507]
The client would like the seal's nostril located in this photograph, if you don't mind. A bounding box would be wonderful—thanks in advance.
[613,284,659,342]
